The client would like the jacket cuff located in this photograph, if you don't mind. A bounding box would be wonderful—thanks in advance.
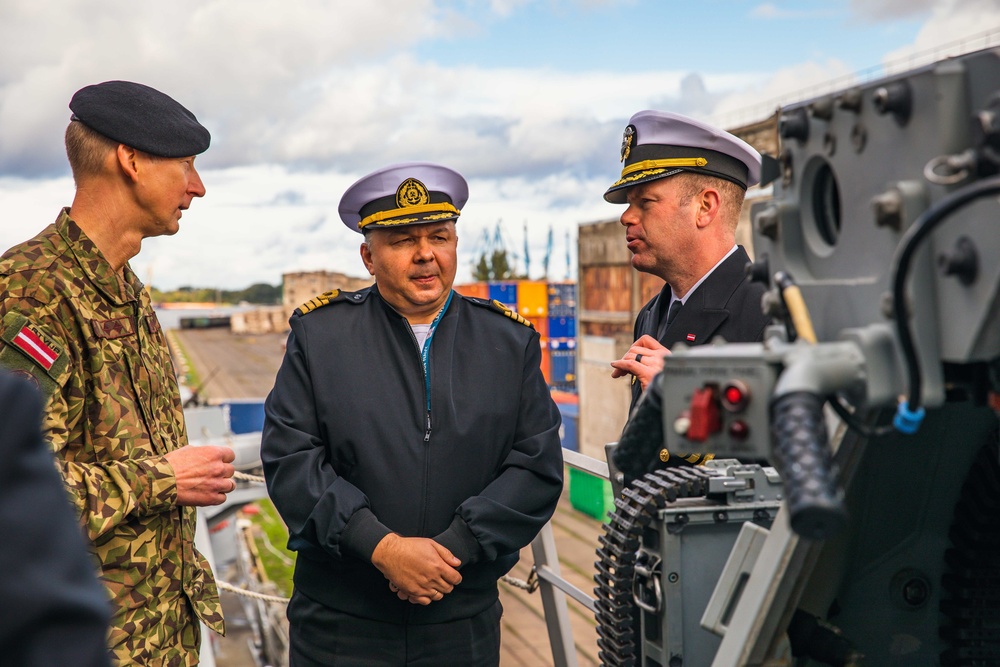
[135,456,178,514]
[433,515,484,567]
[341,507,393,561]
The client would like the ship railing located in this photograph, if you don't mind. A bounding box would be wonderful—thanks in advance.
[530,447,607,667]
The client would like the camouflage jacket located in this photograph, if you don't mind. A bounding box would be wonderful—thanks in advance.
[0,209,224,666]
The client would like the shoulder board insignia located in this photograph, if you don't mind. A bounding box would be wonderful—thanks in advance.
[463,296,533,328]
[296,288,370,316]
[297,290,340,315]
[493,300,533,328]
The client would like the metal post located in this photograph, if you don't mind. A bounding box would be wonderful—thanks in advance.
[530,522,581,667]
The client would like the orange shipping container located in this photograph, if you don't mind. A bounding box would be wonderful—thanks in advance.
[538,337,551,384]
[517,281,549,317]
[526,315,549,338]
[453,282,489,299]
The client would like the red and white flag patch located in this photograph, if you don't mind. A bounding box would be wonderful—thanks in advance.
[686,333,696,342]
[12,325,58,370]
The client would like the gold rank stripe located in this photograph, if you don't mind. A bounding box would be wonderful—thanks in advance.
[609,158,708,189]
[491,300,533,328]
[358,203,460,229]
[298,289,340,314]
[621,157,708,178]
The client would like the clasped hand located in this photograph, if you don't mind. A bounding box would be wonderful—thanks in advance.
[372,534,462,605]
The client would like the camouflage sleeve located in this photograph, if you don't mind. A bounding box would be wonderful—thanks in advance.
[0,295,177,541]
[61,454,178,542]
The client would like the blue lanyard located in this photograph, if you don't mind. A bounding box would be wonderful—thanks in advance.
[420,290,454,413]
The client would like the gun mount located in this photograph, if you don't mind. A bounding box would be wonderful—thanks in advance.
[600,47,1000,666]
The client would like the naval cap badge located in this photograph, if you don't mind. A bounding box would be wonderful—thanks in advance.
[620,124,636,162]
[396,178,430,209]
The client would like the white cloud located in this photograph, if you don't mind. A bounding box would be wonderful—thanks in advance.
[849,0,938,21]
[751,2,840,19]
[1,0,996,291]
[879,1,1000,69]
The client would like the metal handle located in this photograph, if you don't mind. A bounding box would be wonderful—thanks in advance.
[770,392,848,540]
[632,555,663,614]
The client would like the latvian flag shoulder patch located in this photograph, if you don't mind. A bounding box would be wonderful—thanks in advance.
[1,312,67,381]
[14,324,59,369]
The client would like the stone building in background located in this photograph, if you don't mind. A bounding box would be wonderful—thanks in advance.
[231,270,373,335]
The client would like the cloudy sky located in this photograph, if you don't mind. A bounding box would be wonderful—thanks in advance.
[1,0,998,289]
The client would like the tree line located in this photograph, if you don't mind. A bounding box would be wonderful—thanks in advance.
[150,282,282,304]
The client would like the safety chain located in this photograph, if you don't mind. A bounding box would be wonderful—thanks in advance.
[216,579,290,605]
[501,567,539,593]
[593,466,713,667]
[234,470,267,484]
[219,573,538,604]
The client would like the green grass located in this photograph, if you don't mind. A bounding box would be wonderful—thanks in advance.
[166,330,201,389]
[248,499,296,597]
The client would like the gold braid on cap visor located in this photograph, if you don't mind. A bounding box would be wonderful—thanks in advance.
[358,202,460,229]
[609,157,709,188]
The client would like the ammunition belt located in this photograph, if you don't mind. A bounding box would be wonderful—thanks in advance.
[593,467,713,667]
[940,438,1000,666]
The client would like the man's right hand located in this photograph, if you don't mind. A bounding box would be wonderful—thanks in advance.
[610,334,670,391]
[164,445,236,507]
[371,533,462,605]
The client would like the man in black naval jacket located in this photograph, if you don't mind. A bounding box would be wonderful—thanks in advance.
[261,162,564,666]
[0,371,110,666]
[607,110,770,467]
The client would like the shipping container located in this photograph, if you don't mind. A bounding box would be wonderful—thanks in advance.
[526,315,549,338]
[547,282,577,318]
[548,316,576,338]
[454,282,489,299]
[550,389,578,405]
[557,401,579,452]
[488,281,517,309]
[549,338,576,388]
[538,336,551,385]
[517,281,549,317]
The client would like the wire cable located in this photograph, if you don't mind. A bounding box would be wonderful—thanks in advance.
[888,176,1000,429]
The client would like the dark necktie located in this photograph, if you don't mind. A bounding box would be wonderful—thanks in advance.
[656,298,683,340]
[666,299,682,327]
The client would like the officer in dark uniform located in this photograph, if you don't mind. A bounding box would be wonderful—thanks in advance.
[607,110,770,468]
[0,371,110,666]
[261,162,564,666]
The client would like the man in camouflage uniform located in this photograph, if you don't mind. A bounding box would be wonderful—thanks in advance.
[0,80,237,666]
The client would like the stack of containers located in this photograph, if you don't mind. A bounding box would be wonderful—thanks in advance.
[453,280,577,393]
[487,281,518,310]
[453,282,488,299]
[547,282,576,392]
[516,281,550,385]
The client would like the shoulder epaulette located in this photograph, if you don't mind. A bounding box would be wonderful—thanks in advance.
[464,296,534,329]
[295,288,369,316]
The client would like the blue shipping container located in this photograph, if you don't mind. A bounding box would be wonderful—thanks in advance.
[550,340,576,385]
[548,316,576,338]
[557,402,579,452]
[547,283,577,318]
[488,282,518,308]
[225,400,266,434]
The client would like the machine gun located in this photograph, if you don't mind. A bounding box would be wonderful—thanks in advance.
[598,46,1000,666]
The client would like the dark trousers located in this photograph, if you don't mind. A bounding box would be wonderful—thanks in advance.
[288,591,502,667]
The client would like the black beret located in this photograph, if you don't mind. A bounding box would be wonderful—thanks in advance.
[69,80,210,158]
